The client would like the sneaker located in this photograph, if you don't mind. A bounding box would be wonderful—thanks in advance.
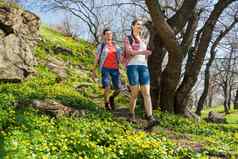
[105,102,112,111]
[145,116,159,131]
[128,112,136,123]
[127,85,131,92]
[109,96,115,110]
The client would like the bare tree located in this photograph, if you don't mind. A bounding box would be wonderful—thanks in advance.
[213,43,238,114]
[25,0,116,44]
[196,11,238,115]
[53,14,77,38]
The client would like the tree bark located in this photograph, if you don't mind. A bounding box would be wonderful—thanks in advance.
[167,0,198,34]
[174,0,235,115]
[234,89,238,109]
[159,17,195,111]
[148,32,166,109]
[223,83,230,114]
[196,63,211,116]
[228,85,232,110]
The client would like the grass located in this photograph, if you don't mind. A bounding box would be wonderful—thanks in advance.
[0,0,22,9]
[0,25,237,159]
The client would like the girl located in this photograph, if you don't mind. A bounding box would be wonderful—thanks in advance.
[124,19,158,129]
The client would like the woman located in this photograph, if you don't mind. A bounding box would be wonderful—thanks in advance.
[124,19,158,129]
[92,28,122,110]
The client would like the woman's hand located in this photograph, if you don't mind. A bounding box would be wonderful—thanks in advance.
[143,50,152,55]
[92,69,97,82]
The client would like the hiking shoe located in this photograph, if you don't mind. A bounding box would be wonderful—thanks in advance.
[128,112,136,123]
[105,102,112,111]
[145,116,159,131]
[127,85,131,92]
[109,96,115,110]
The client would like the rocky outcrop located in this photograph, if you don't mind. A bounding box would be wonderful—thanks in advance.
[32,99,86,118]
[0,6,40,82]
[46,56,68,82]
[206,111,226,124]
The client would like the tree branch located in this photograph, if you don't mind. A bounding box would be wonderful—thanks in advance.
[145,0,181,55]
[167,0,198,34]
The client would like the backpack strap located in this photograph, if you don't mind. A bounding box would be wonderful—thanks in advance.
[122,35,134,66]
[123,35,133,57]
[127,35,133,46]
[98,43,105,65]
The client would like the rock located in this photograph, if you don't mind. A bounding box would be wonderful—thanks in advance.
[186,95,194,109]
[32,99,86,118]
[0,6,40,82]
[206,111,226,124]
[184,108,201,124]
[75,82,93,91]
[52,45,73,55]
[46,57,67,82]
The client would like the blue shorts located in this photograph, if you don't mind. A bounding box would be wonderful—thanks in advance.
[126,65,150,86]
[101,67,121,89]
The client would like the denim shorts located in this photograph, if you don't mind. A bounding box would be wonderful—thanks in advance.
[126,65,150,86]
[101,67,121,89]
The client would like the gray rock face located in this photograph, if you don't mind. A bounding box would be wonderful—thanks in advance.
[0,6,40,82]
[206,111,226,124]
[31,99,86,118]
[46,56,68,82]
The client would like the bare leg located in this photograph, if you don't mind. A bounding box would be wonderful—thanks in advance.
[104,86,111,109]
[141,85,153,117]
[111,89,120,98]
[129,85,140,114]
[109,89,120,110]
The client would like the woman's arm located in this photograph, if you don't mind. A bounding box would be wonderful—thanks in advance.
[124,37,151,56]
[92,45,101,81]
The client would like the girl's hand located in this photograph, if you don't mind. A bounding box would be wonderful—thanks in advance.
[144,50,152,55]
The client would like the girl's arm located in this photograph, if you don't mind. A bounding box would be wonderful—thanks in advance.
[124,37,151,56]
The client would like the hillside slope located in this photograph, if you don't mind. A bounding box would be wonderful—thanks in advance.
[0,26,237,159]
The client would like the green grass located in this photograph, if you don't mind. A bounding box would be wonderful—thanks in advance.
[0,25,238,159]
[0,0,22,9]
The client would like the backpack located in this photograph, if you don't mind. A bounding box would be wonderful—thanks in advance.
[122,35,133,66]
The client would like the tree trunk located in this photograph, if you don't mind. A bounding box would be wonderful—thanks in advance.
[234,89,238,109]
[223,84,230,114]
[174,0,234,115]
[174,48,196,114]
[224,98,229,114]
[160,58,182,112]
[208,94,213,108]
[196,61,211,115]
[148,33,166,109]
[160,11,199,113]
[227,85,232,110]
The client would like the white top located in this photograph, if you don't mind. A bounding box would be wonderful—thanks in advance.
[127,40,147,66]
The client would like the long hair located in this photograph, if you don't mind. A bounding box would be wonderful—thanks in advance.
[131,19,141,43]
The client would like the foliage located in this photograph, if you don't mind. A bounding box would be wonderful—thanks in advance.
[0,25,237,159]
